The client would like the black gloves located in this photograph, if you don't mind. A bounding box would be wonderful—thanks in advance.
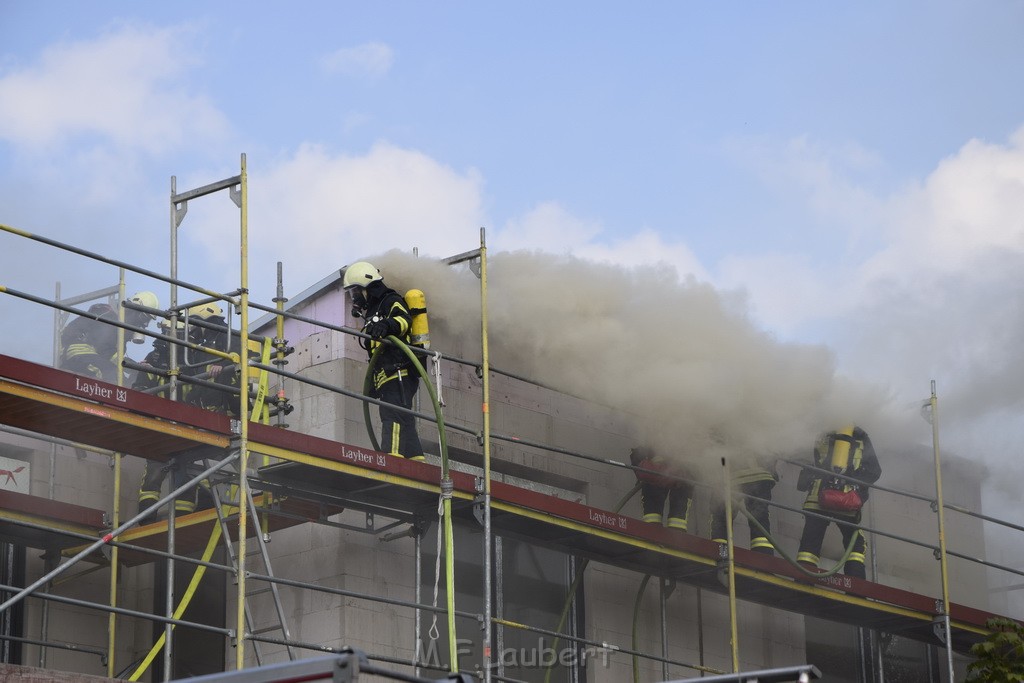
[365,318,399,340]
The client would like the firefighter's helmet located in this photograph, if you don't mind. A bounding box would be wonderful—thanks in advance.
[188,303,224,320]
[342,261,382,289]
[129,291,160,318]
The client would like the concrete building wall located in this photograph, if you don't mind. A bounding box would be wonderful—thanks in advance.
[0,430,157,679]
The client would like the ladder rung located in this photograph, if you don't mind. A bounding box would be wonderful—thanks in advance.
[251,625,285,635]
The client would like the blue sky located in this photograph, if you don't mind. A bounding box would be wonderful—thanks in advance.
[3,2,1024,493]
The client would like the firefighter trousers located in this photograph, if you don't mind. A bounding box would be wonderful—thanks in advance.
[640,481,693,530]
[797,509,867,578]
[709,479,775,554]
[138,460,196,516]
[377,371,424,460]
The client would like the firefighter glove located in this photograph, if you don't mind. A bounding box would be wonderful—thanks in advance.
[365,319,398,339]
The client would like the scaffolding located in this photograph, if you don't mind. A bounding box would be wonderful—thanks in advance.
[0,156,1022,683]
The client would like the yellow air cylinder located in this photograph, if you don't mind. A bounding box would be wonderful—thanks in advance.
[405,289,430,349]
[830,425,856,470]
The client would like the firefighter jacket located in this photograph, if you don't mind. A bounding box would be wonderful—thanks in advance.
[800,426,881,516]
[731,454,779,486]
[361,284,413,391]
[60,303,120,365]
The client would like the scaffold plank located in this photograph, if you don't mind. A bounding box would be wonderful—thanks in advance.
[62,493,344,567]
[0,490,105,552]
[0,354,232,460]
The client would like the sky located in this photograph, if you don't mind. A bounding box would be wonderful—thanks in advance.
[2,5,1024,534]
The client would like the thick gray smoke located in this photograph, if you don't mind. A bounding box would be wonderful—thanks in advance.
[372,250,901,479]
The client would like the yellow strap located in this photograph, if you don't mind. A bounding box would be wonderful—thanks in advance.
[251,337,272,425]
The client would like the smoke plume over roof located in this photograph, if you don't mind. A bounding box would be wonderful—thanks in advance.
[373,250,904,478]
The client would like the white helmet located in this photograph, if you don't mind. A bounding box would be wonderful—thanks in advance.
[129,291,160,319]
[342,261,382,289]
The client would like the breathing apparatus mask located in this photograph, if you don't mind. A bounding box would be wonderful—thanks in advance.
[127,291,160,343]
[128,310,153,344]
[347,286,367,319]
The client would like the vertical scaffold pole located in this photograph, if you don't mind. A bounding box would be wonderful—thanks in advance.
[164,174,181,680]
[236,153,251,670]
[722,457,739,673]
[274,262,288,429]
[414,529,422,677]
[41,282,61,669]
[480,227,493,682]
[659,579,669,681]
[929,381,955,682]
[170,176,181,402]
[107,273,126,677]
[164,487,176,680]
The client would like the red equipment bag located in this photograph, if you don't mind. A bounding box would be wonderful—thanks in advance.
[819,487,863,513]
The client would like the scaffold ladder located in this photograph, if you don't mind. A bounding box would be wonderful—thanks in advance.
[208,470,297,664]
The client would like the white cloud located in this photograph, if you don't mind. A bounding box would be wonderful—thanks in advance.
[493,201,600,253]
[717,251,838,339]
[0,22,228,153]
[320,42,394,79]
[573,228,709,281]
[716,128,1024,337]
[493,202,709,282]
[727,134,887,237]
[862,129,1024,285]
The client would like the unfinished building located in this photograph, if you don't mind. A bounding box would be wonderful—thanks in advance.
[0,157,1020,683]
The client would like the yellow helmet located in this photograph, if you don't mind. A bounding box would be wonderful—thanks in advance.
[188,302,224,320]
[129,291,160,318]
[342,261,382,289]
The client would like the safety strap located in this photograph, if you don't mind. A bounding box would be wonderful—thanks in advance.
[250,336,273,424]
[427,487,447,642]
[432,351,445,408]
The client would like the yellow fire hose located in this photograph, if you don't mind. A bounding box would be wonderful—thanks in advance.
[129,521,224,680]
[362,335,458,672]
[739,503,863,578]
[631,573,653,683]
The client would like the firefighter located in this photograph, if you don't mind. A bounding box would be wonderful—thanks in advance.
[343,261,424,461]
[183,303,242,417]
[795,425,882,578]
[710,455,779,555]
[630,446,694,530]
[60,291,160,382]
